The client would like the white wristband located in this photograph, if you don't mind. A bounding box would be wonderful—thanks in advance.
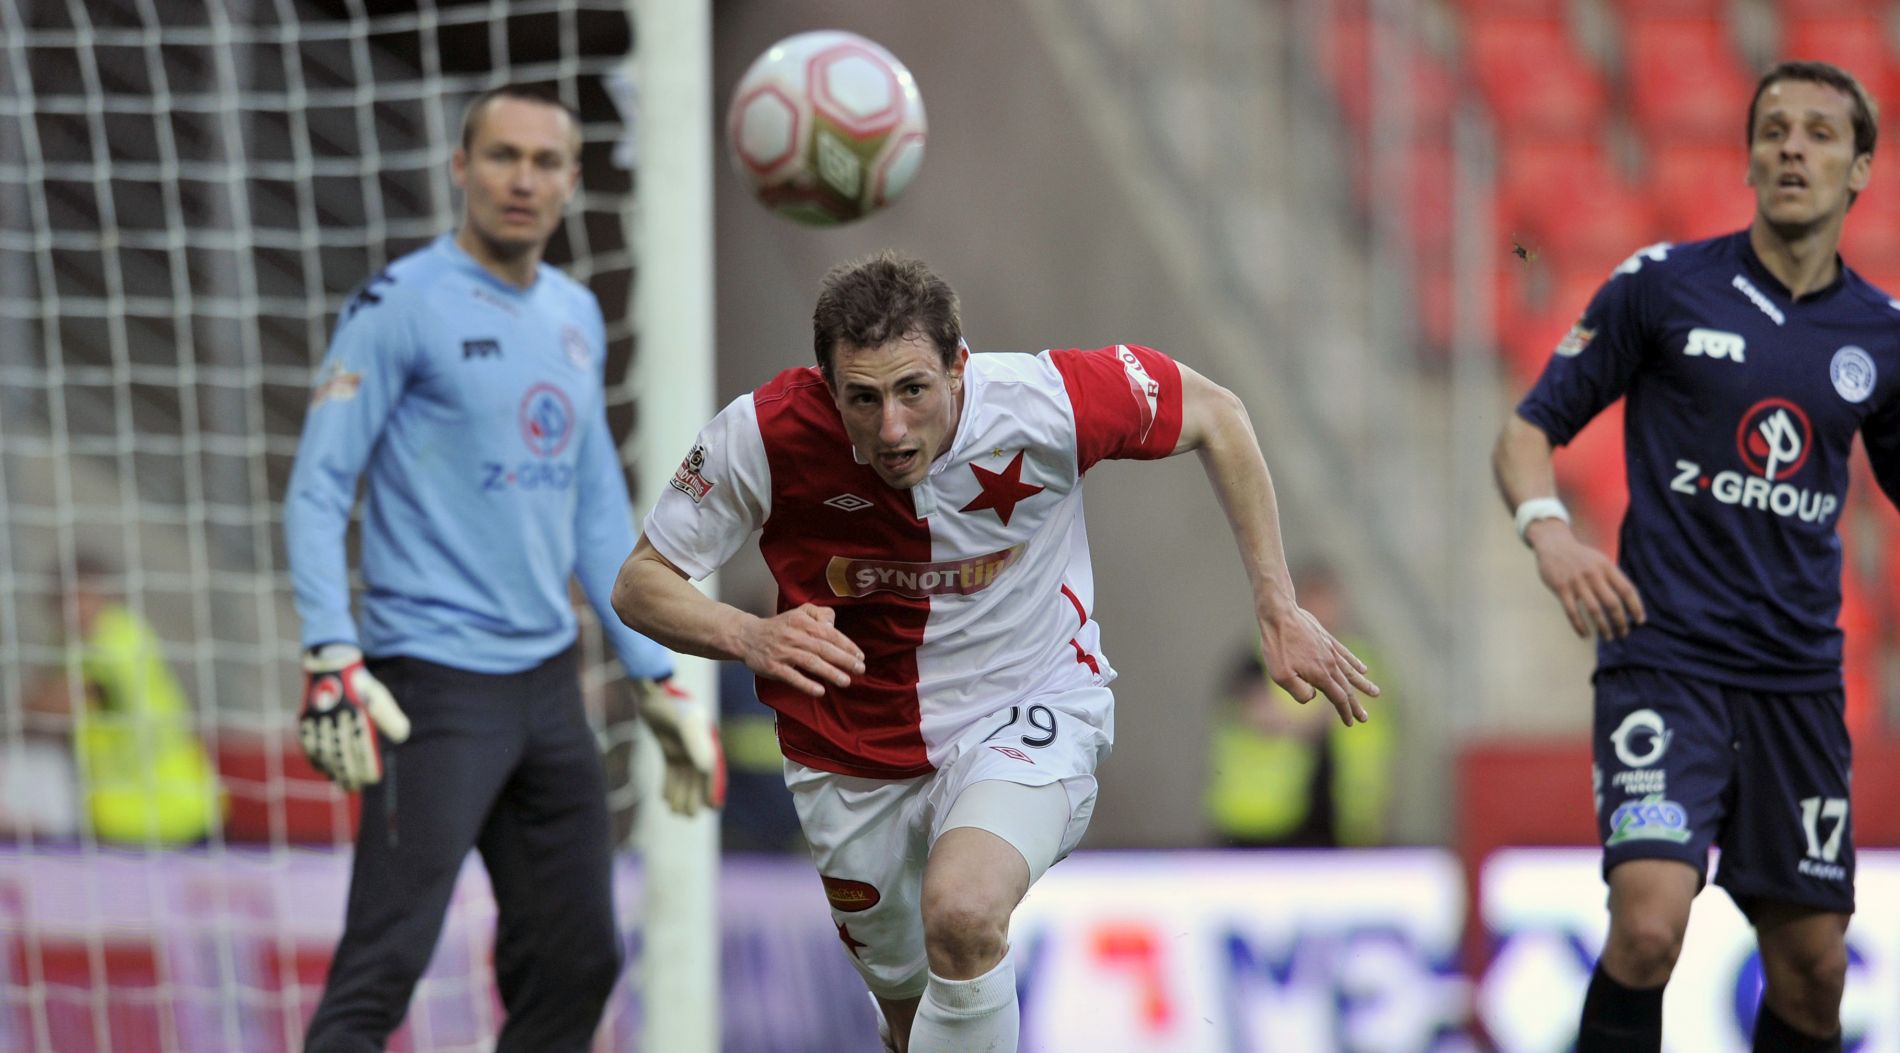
[1513,496,1571,545]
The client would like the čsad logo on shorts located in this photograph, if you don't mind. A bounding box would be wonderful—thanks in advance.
[1610,708,1671,768]
[519,383,575,457]
[1607,793,1691,846]
[1830,346,1875,403]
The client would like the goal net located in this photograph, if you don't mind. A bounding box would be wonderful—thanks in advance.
[0,1,697,1049]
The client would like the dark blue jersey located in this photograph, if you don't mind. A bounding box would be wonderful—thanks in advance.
[1518,231,1900,690]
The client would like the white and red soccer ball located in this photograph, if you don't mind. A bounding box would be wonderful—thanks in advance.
[726,30,927,226]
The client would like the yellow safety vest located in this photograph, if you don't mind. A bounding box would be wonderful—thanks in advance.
[74,605,223,845]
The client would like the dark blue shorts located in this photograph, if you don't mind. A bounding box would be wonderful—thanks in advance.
[1592,666,1854,917]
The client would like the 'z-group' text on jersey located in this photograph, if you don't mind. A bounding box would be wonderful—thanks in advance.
[645,346,1185,778]
[1517,232,1900,690]
[285,234,671,680]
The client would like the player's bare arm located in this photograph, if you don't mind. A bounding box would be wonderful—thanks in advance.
[613,536,865,698]
[1492,413,1645,640]
[1170,361,1377,726]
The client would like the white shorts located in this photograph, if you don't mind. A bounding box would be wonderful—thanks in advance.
[786,685,1114,998]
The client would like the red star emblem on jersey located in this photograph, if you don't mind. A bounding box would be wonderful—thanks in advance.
[836,922,868,959]
[958,451,1044,526]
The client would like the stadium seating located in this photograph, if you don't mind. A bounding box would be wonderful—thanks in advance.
[1646,140,1753,239]
[1777,13,1900,106]
[1463,15,1611,138]
[1621,15,1756,141]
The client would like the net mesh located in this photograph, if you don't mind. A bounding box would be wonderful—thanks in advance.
[0,1,649,1049]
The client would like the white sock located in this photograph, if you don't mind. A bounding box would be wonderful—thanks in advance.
[907,956,1019,1053]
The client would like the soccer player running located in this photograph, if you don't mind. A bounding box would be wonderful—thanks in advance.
[285,85,719,1052]
[614,251,1378,1053]
[1494,61,1900,1053]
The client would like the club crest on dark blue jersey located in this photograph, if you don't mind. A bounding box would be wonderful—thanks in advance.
[519,384,575,458]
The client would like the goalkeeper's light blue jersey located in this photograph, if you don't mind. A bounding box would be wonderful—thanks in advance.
[285,234,672,679]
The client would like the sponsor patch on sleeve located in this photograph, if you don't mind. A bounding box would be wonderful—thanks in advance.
[669,443,715,503]
[1554,323,1595,358]
[1114,344,1161,441]
[309,362,362,406]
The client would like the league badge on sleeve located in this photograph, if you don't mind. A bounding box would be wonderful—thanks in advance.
[671,444,715,503]
[1554,323,1594,358]
[310,362,363,406]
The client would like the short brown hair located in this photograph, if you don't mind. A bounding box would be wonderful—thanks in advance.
[1747,61,1879,159]
[459,85,580,154]
[812,252,962,383]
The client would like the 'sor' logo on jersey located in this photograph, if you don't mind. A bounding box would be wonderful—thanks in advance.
[1735,398,1811,481]
[1683,328,1745,363]
[519,384,575,458]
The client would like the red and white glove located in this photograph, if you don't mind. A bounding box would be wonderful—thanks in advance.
[299,644,411,792]
[632,679,726,817]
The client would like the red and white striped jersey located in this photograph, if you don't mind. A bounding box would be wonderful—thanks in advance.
[645,345,1185,778]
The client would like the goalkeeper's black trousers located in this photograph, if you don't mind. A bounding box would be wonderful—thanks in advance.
[303,648,623,1053]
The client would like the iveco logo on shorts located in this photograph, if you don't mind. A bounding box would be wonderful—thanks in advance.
[825,544,1024,599]
[1683,327,1745,362]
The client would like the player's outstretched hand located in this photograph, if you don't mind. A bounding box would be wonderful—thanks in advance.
[1259,607,1379,727]
[1526,519,1646,639]
[739,603,866,698]
[299,644,411,792]
[633,679,727,817]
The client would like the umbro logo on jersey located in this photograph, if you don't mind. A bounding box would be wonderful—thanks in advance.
[1683,328,1745,363]
[824,493,872,512]
[463,338,501,359]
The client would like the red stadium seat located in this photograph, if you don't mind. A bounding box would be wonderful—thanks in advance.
[1530,176,1659,267]
[1842,566,1878,736]
[1495,137,1610,241]
[1463,16,1610,137]
[1448,0,1568,15]
[1777,0,1891,15]
[1324,12,1457,136]
[1621,16,1756,141]
[1604,0,1731,14]
[1842,175,1900,273]
[1645,140,1752,240]
[1498,264,1608,384]
[1777,15,1900,107]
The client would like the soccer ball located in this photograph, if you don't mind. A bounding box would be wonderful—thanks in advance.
[726,30,927,226]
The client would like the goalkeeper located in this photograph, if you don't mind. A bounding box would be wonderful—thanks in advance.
[284,85,720,1053]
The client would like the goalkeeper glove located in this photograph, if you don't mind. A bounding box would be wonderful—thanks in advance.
[299,644,411,792]
[632,678,726,817]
